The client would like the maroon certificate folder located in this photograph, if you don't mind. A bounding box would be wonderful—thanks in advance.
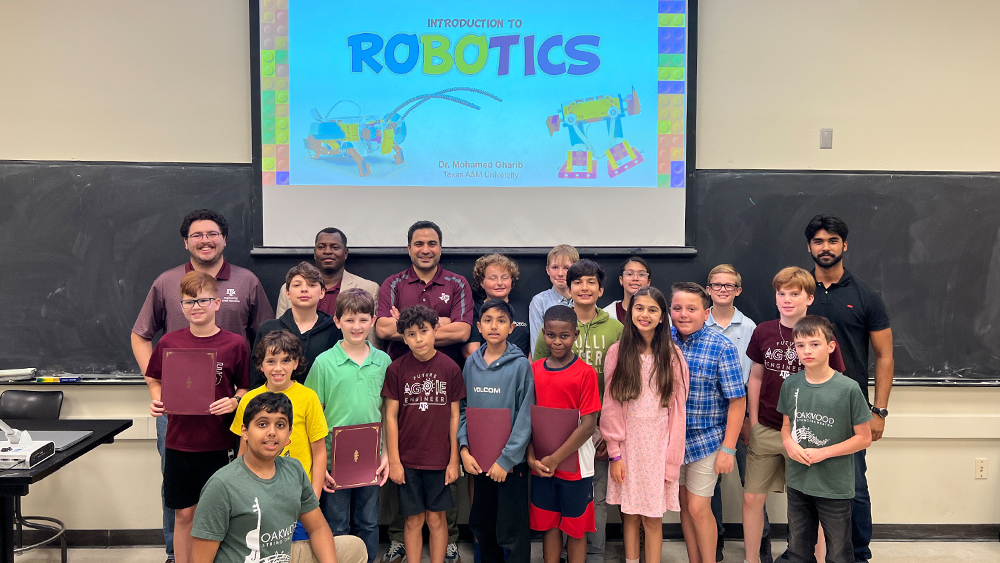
[530,405,580,473]
[161,349,217,415]
[331,423,381,489]
[466,408,511,471]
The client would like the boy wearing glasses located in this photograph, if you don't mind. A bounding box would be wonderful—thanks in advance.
[602,257,652,323]
[145,271,250,563]
[132,209,272,563]
[704,264,762,561]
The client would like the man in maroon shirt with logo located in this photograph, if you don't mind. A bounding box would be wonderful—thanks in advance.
[376,220,473,563]
[131,209,272,563]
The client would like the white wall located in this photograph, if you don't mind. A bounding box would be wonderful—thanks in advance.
[695,0,1000,171]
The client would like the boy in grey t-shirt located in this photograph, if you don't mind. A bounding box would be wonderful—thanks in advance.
[778,316,872,563]
[192,393,365,563]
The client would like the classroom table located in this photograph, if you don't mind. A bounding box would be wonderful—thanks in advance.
[0,418,132,563]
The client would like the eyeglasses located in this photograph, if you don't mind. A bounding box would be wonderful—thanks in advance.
[180,298,217,309]
[623,270,649,279]
[708,283,738,291]
[187,231,221,241]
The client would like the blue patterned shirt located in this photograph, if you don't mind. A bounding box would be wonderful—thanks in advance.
[672,325,747,464]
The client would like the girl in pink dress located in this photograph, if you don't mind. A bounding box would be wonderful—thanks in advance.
[602,287,689,563]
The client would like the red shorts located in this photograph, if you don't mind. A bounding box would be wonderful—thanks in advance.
[529,475,596,539]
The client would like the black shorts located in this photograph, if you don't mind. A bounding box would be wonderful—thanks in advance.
[398,467,453,517]
[164,448,233,510]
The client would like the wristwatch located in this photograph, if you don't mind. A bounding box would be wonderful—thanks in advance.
[870,405,888,418]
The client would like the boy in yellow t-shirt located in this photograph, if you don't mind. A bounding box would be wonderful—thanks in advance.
[230,329,329,542]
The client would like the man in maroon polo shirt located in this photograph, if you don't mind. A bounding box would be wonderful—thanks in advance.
[130,209,273,563]
[376,220,474,363]
[375,220,472,563]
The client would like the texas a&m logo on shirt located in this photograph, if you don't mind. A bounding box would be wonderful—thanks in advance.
[221,287,241,304]
[403,373,449,410]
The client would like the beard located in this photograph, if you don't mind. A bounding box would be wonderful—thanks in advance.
[190,245,222,267]
[811,251,844,268]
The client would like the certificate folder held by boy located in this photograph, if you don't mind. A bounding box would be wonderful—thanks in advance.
[161,348,216,415]
[530,405,580,473]
[466,407,512,471]
[331,423,381,489]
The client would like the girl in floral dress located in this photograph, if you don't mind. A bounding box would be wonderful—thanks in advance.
[602,287,689,563]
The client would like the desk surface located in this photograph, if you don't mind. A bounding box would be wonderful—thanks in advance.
[0,419,132,496]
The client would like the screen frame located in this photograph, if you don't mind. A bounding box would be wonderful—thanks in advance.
[250,0,699,256]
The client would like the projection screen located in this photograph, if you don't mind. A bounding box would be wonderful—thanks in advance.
[252,0,695,251]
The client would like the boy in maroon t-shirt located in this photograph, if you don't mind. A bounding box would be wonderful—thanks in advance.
[146,271,249,563]
[740,267,845,563]
[382,305,466,563]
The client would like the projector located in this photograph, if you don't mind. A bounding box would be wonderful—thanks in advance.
[0,435,55,470]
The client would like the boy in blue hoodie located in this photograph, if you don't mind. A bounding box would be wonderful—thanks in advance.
[459,299,535,563]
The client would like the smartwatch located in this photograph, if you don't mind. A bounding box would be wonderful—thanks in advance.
[870,405,888,418]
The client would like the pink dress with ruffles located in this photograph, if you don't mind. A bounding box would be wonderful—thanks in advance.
[602,342,689,516]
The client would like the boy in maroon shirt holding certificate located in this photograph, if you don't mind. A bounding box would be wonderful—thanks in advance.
[146,271,250,563]
[382,305,466,563]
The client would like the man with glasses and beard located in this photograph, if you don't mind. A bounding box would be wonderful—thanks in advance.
[804,215,893,563]
[131,209,273,563]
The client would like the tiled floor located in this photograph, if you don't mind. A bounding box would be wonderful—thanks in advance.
[13,540,1000,562]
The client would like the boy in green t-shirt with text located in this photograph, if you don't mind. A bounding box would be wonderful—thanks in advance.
[193,392,366,563]
[778,316,872,563]
[306,288,391,563]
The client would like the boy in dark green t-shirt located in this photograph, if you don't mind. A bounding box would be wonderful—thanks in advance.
[778,316,872,563]
[192,393,364,563]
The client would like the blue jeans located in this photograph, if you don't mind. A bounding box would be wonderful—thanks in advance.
[852,450,872,562]
[156,415,174,558]
[712,438,770,538]
[321,485,381,563]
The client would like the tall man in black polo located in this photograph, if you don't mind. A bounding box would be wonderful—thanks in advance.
[375,220,473,563]
[131,209,273,563]
[805,215,893,563]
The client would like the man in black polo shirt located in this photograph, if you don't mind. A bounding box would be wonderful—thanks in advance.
[805,215,893,563]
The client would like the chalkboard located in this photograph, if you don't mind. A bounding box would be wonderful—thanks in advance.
[2,161,998,381]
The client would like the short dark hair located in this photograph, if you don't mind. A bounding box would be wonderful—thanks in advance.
[336,287,375,318]
[285,261,325,289]
[242,392,293,428]
[792,315,835,344]
[396,305,439,334]
[254,329,303,367]
[543,304,577,326]
[407,220,442,245]
[315,227,347,248]
[480,299,514,323]
[567,259,606,289]
[180,209,229,239]
[620,256,652,277]
[670,282,711,309]
[804,215,849,242]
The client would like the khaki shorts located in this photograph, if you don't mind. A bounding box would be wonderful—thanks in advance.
[745,423,789,494]
[678,450,719,497]
[292,535,368,563]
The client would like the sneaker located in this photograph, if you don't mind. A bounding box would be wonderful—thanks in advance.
[759,536,773,563]
[446,542,461,563]
[383,540,406,563]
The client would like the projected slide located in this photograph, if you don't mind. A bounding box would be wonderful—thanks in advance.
[257,0,690,248]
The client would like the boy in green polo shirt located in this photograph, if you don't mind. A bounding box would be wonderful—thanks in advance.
[305,288,391,563]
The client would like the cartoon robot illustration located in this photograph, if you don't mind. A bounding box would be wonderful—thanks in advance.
[304,87,502,177]
[546,87,643,179]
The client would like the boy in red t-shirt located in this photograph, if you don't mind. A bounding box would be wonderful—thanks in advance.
[741,267,846,563]
[382,305,466,563]
[146,271,250,563]
[528,305,601,563]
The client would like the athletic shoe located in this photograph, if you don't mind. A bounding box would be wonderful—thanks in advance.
[446,542,461,563]
[383,540,406,563]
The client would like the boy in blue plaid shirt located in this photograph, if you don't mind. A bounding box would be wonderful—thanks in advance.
[669,282,746,563]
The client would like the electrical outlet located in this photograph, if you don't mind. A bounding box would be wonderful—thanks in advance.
[976,458,988,479]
